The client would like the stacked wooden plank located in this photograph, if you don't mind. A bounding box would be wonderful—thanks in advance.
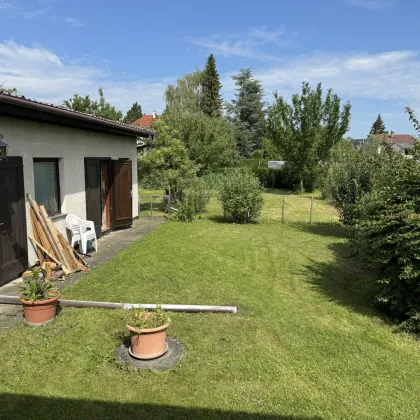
[27,194,88,275]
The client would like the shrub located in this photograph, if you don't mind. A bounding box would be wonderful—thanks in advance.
[352,154,420,323]
[172,177,210,222]
[321,138,391,225]
[218,170,263,223]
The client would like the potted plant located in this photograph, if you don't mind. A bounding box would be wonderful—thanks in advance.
[125,306,170,360]
[19,268,60,325]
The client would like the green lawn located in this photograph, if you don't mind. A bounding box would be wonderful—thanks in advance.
[1,192,420,419]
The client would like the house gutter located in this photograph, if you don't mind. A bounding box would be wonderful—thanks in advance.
[0,92,154,138]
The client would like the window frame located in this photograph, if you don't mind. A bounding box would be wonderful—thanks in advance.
[33,158,61,216]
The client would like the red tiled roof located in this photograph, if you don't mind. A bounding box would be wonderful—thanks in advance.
[374,133,415,144]
[131,114,161,128]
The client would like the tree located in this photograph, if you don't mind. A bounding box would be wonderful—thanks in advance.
[138,119,195,189]
[227,69,265,157]
[406,107,420,135]
[201,54,222,118]
[267,82,351,193]
[165,113,237,174]
[164,70,203,115]
[0,84,17,94]
[63,88,122,122]
[123,102,143,125]
[370,114,387,135]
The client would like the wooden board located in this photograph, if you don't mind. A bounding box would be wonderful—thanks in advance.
[27,194,88,275]
[56,229,86,272]
[27,194,70,274]
[28,237,62,266]
[30,209,45,262]
[39,206,73,273]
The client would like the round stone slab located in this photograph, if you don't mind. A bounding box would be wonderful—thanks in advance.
[116,337,185,371]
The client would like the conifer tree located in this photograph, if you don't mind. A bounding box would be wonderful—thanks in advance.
[370,114,387,134]
[227,68,265,157]
[124,102,143,124]
[201,54,223,118]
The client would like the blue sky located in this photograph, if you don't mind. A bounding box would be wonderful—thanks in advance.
[1,0,419,137]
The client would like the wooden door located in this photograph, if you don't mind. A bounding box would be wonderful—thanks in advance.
[112,160,133,228]
[85,159,102,238]
[0,157,28,286]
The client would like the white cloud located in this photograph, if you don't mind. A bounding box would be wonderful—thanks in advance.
[2,40,420,122]
[64,17,85,27]
[0,0,14,10]
[1,1,85,26]
[340,0,397,11]
[186,26,292,60]
[186,38,276,61]
[250,26,290,46]
[0,41,167,113]
[241,50,420,108]
[0,0,50,19]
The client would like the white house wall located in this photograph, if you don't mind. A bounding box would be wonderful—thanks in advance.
[1,116,139,265]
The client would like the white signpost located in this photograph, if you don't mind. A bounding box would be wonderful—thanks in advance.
[267,161,285,169]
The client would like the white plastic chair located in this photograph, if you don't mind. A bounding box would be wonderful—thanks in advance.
[65,214,98,254]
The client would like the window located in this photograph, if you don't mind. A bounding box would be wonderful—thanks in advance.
[33,159,60,215]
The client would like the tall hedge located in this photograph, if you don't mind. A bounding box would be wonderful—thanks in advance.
[323,139,420,330]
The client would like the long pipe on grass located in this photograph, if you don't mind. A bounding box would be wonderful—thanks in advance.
[0,296,238,314]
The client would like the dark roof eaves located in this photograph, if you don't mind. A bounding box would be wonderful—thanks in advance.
[0,91,155,137]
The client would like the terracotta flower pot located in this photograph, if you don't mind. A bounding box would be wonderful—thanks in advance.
[20,292,61,325]
[126,321,170,360]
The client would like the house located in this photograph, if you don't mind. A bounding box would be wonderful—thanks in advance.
[132,110,161,129]
[0,91,155,286]
[131,111,161,151]
[355,132,416,155]
[379,131,416,155]
[351,138,365,151]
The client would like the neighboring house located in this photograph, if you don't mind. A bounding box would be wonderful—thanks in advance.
[371,132,416,155]
[0,91,155,286]
[354,132,416,155]
[351,138,365,151]
[131,111,160,151]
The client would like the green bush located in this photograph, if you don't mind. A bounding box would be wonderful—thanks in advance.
[172,177,209,222]
[321,138,389,225]
[324,137,420,330]
[352,155,420,323]
[218,170,263,223]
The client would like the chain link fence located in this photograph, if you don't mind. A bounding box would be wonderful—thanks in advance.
[138,192,339,224]
[262,194,339,224]
[139,195,170,218]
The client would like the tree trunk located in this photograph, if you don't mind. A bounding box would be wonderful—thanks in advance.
[299,176,304,195]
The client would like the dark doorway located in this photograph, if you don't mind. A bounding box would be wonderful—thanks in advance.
[85,158,133,239]
[0,157,28,286]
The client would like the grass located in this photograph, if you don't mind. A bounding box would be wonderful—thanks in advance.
[1,192,420,419]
